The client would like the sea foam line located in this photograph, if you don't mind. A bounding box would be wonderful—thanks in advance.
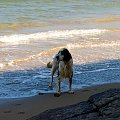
[75,67,120,75]
[0,46,64,69]
[67,42,120,48]
[0,29,107,45]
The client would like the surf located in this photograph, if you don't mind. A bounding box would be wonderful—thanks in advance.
[0,29,107,46]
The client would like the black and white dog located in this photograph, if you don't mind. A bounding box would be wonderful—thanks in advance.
[47,48,74,96]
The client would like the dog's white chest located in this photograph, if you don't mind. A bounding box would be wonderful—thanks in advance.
[59,60,73,78]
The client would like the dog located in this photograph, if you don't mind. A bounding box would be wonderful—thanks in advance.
[47,48,74,96]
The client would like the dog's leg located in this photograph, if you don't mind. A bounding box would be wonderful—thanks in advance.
[54,76,61,97]
[68,78,74,94]
[49,66,57,89]
[57,78,61,94]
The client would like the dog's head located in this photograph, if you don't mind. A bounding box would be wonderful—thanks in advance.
[57,48,72,62]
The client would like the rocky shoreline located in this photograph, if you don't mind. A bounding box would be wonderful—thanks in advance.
[28,89,120,120]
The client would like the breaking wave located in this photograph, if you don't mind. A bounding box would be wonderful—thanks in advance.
[0,29,107,45]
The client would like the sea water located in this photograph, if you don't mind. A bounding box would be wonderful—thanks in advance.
[0,0,120,98]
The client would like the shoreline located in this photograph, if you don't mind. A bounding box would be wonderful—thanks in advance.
[0,83,120,120]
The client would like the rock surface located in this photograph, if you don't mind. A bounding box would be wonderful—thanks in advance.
[28,89,120,120]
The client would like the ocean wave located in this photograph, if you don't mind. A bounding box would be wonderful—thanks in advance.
[0,22,48,29]
[0,29,107,45]
[53,17,120,25]
[86,17,120,23]
[0,17,119,29]
[0,46,64,70]
[75,67,120,75]
[67,41,120,48]
[1,38,120,70]
[0,16,120,29]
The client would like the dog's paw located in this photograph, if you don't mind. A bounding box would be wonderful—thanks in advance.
[68,90,74,94]
[49,86,53,90]
[54,92,61,97]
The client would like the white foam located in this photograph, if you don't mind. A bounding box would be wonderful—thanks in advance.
[74,67,120,75]
[0,63,4,69]
[67,41,120,49]
[0,29,107,45]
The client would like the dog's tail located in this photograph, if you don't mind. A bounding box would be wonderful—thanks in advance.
[47,62,52,68]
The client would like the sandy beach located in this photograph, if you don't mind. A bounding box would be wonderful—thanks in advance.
[0,83,119,120]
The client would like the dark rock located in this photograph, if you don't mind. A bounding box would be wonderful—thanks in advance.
[88,89,120,107]
[28,89,120,120]
[99,98,120,117]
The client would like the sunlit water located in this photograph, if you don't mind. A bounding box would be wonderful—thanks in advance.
[0,0,120,98]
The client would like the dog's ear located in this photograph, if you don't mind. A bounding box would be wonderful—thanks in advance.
[62,49,72,62]
[56,55,59,61]
[56,50,61,61]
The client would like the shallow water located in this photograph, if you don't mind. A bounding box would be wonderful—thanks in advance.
[0,0,120,98]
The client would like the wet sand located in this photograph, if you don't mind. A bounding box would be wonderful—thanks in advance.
[0,83,119,120]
